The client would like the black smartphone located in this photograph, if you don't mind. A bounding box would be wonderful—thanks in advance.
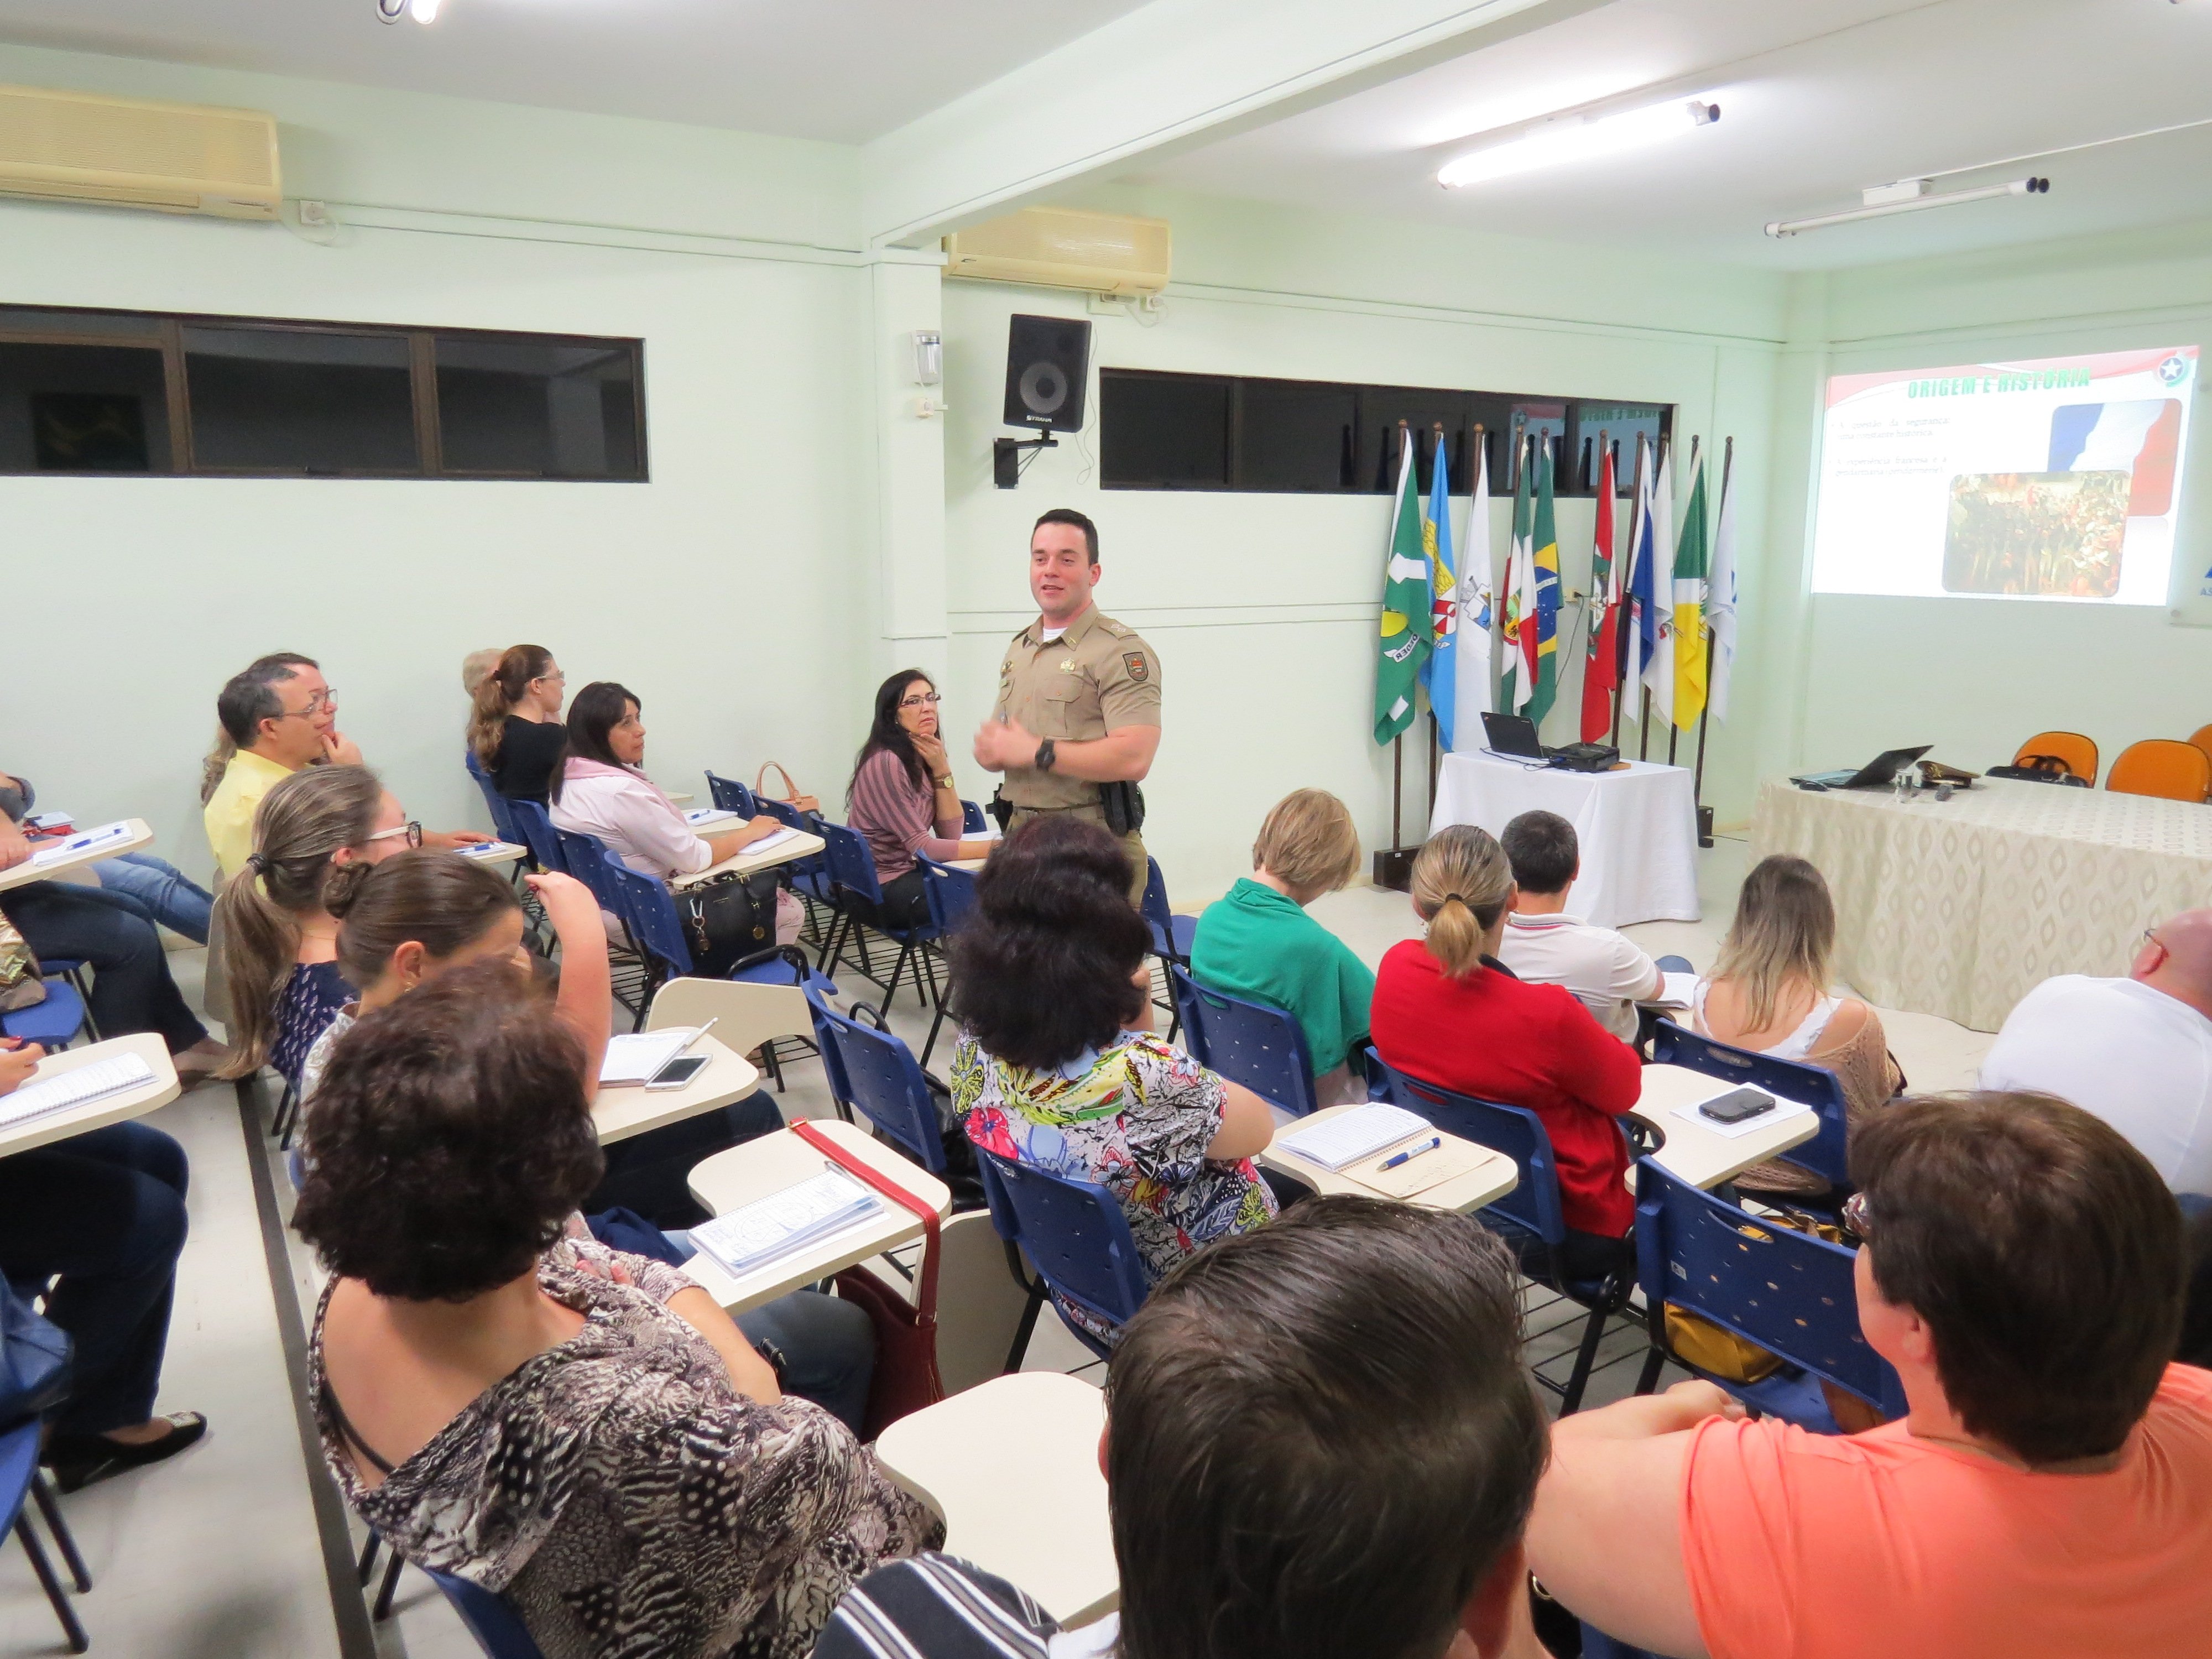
[647,1053,711,1091]
[1698,1086,1777,1125]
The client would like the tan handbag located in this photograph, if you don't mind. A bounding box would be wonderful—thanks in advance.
[753,763,820,816]
[1663,1208,1855,1384]
[0,911,48,1014]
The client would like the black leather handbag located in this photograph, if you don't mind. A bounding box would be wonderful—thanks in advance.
[675,868,784,977]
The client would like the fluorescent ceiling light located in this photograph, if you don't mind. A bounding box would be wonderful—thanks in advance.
[411,0,442,20]
[1766,176,2050,237]
[1439,97,1719,189]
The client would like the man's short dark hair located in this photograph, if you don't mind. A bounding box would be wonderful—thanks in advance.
[1852,1091,2184,1463]
[1501,809,1578,895]
[291,961,602,1302]
[1107,1197,1546,1659]
[1032,507,1098,564]
[216,652,317,747]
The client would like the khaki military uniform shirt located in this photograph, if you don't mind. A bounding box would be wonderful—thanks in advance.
[992,607,1161,811]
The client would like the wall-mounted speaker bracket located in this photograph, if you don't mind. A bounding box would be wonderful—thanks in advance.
[993,432,1058,489]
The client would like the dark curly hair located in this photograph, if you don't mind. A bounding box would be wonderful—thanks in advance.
[947,815,1148,1071]
[291,959,603,1302]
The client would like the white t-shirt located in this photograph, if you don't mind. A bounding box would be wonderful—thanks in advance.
[1979,975,2212,1194]
[1496,911,1663,1043]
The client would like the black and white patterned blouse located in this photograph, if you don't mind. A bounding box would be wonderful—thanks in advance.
[309,1240,941,1659]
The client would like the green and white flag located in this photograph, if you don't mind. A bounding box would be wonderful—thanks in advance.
[1373,427,1434,744]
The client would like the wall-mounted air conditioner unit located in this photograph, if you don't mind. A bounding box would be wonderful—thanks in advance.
[944,207,1170,296]
[0,84,281,220]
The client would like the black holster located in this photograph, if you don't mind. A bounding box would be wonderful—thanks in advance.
[988,787,1014,831]
[1100,780,1146,836]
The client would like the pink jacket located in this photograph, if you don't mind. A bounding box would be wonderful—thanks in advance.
[549,758,710,878]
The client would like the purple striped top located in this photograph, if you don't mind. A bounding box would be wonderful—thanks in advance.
[849,748,963,883]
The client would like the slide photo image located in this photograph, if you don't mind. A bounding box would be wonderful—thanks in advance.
[2046,398,2182,517]
[1942,471,2130,598]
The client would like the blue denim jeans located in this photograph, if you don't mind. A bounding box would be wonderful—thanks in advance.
[92,853,214,945]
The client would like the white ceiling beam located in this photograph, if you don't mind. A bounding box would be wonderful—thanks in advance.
[860,0,1606,248]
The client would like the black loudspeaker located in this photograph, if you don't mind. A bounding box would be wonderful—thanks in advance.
[1003,314,1092,432]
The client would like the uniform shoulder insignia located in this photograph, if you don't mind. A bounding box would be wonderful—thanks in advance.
[1010,625,1031,643]
[1097,616,1134,638]
[1122,651,1150,684]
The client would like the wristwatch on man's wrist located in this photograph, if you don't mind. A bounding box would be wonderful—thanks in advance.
[1034,738,1057,773]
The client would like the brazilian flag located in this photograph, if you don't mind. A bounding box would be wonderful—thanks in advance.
[1526,437,1563,723]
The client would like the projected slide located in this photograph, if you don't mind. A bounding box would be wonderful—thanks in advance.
[1812,347,2197,604]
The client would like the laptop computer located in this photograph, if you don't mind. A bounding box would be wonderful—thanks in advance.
[1481,710,1550,760]
[1791,744,1933,790]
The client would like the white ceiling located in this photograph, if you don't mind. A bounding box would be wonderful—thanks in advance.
[0,0,1150,144]
[1129,0,2212,269]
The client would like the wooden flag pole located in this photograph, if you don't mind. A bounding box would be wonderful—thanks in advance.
[1614,431,1647,751]
[1690,435,1732,846]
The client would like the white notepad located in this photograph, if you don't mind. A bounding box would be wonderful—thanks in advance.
[27,821,134,867]
[691,1166,883,1276]
[460,840,523,860]
[1668,1084,1814,1140]
[0,1052,158,1131]
[598,1030,698,1087]
[740,826,804,855]
[1277,1104,1433,1171]
[684,808,740,828]
[1641,972,1699,1010]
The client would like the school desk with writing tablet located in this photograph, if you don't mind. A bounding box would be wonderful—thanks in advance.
[0,819,155,893]
[873,1373,1117,1629]
[589,1034,759,1145]
[0,1033,181,1157]
[668,829,827,890]
[1258,1102,1519,1212]
[681,1117,950,1315]
[1634,1062,1822,1191]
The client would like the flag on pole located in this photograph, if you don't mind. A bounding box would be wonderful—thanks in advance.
[1500,437,1538,711]
[1580,440,1620,742]
[1420,430,1460,749]
[1708,442,1739,721]
[1372,426,1433,744]
[1620,436,1650,717]
[1641,443,1677,728]
[1672,448,1710,732]
[1526,436,1563,724]
[1452,432,1495,747]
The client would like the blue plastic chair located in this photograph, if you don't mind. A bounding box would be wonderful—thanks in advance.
[807,997,946,1173]
[425,1566,547,1659]
[1,977,88,1050]
[504,798,566,877]
[1368,1049,1644,1414]
[1169,967,1318,1121]
[1631,1155,1906,1429]
[914,854,979,1067]
[815,821,941,1024]
[973,1144,1150,1366]
[960,799,988,834]
[1651,1019,1852,1196]
[462,749,523,849]
[1,1413,88,1652]
[596,855,692,986]
[705,770,758,818]
[1139,858,1198,965]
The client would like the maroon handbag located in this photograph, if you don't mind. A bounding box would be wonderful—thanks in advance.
[791,1118,945,1438]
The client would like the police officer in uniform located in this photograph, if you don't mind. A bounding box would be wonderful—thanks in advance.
[972,508,1160,905]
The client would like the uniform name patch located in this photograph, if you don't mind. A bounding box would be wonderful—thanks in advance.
[1123,652,1150,683]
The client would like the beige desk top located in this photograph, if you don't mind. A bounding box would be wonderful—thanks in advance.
[682,1117,950,1314]
[1258,1102,1520,1212]
[1634,1062,1821,1191]
[873,1372,1115,1629]
[0,1033,181,1157]
[1,820,156,893]
[457,840,526,868]
[591,1034,758,1145]
[670,831,826,890]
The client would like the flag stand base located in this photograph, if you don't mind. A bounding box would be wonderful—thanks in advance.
[1697,805,1714,848]
[1373,847,1420,893]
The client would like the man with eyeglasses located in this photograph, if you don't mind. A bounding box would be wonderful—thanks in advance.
[1980,909,2212,1199]
[203,654,361,884]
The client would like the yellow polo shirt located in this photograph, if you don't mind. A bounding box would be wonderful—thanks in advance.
[204,749,299,883]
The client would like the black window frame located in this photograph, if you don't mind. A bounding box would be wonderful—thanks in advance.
[0,304,648,481]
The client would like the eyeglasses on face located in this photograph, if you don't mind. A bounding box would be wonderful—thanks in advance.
[899,692,942,709]
[1842,1191,1873,1240]
[367,821,424,849]
[272,691,335,721]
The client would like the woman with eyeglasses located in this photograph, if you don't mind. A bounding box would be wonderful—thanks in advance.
[215,765,423,1091]
[846,669,998,929]
[467,644,570,806]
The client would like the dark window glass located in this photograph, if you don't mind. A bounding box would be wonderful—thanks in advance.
[1355,387,1474,494]
[182,326,417,474]
[1567,403,1667,494]
[0,308,162,340]
[1235,379,1355,492]
[0,343,172,474]
[434,335,642,479]
[1100,371,1230,489]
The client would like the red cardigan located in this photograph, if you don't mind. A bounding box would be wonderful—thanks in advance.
[1369,940,1643,1237]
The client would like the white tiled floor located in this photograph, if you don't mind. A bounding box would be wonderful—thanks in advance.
[0,838,1995,1658]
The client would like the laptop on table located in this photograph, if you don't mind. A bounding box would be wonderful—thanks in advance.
[1791,745,1932,790]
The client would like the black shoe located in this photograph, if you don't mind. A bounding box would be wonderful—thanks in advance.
[44,1412,208,1493]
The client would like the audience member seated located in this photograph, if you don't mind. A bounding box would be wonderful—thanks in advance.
[467,643,570,805]
[0,1041,207,1493]
[2,769,212,944]
[550,680,800,947]
[201,653,361,883]
[1691,853,1902,1200]
[215,766,408,1089]
[948,816,1275,1345]
[1980,907,2212,1195]
[846,669,997,928]
[1526,1091,2212,1658]
[820,1194,1547,1659]
[0,794,227,1082]
[1498,809,1677,1044]
[460,646,502,698]
[1370,824,1641,1280]
[1188,787,1375,1107]
[300,966,937,1659]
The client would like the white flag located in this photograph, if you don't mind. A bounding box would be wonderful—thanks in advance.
[1708,447,1739,722]
[1452,439,1495,747]
[1642,445,1677,728]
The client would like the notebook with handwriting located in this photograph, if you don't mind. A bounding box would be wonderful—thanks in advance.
[1276,1104,1432,1171]
[690,1166,883,1277]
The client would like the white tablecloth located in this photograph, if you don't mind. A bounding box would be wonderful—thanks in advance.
[1428,752,1700,928]
[1751,776,2212,1031]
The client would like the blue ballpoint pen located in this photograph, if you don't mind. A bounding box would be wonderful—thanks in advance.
[1378,1136,1442,1171]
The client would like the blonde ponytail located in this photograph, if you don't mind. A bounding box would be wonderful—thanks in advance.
[468,644,554,768]
[1410,824,1512,981]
